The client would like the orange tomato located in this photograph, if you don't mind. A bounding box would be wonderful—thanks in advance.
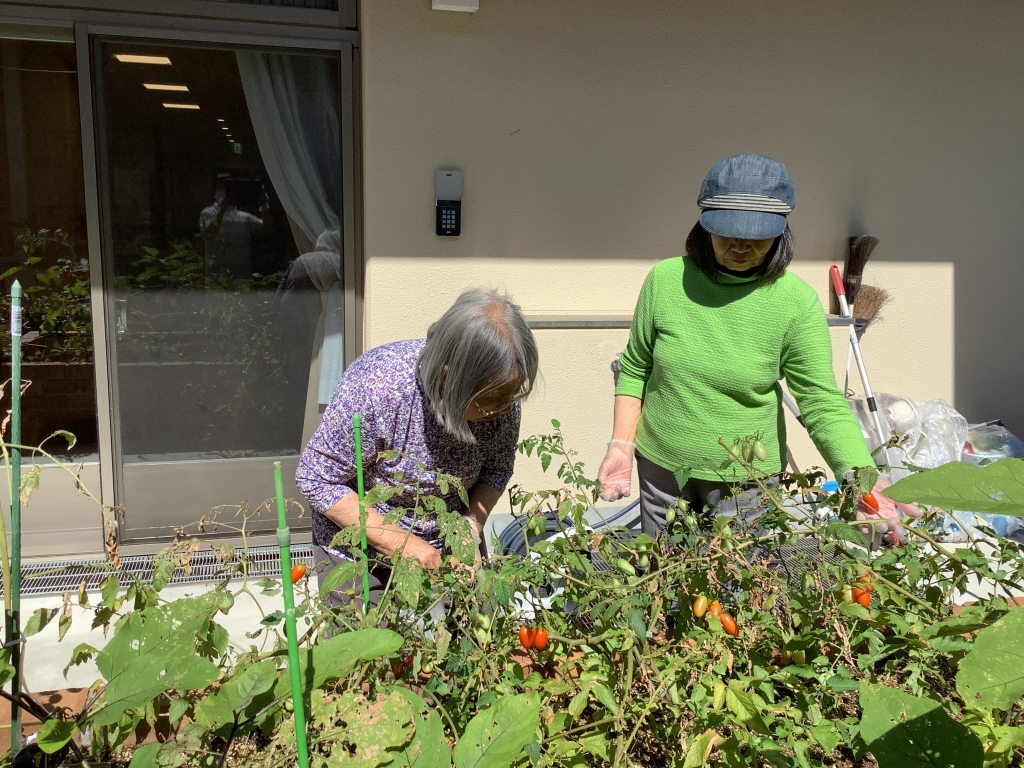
[533,627,549,651]
[855,590,872,608]
[519,626,535,650]
[693,596,709,618]
[708,601,723,619]
[720,613,739,637]
[290,564,307,584]
[862,492,881,514]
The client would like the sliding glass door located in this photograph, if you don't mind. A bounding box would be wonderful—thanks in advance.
[92,37,349,542]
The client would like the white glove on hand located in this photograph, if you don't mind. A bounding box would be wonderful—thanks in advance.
[598,440,635,502]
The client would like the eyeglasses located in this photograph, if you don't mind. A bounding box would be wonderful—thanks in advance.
[472,398,519,418]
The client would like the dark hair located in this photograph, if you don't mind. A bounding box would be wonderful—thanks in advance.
[684,221,794,283]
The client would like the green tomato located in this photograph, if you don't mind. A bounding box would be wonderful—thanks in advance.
[801,573,816,592]
[474,627,490,645]
[792,650,807,665]
[614,558,636,576]
[780,650,792,666]
[218,592,235,612]
[684,514,699,531]
[676,498,690,513]
[752,439,768,461]
[742,442,756,464]
[284,699,294,713]
[475,612,491,630]
[665,508,677,525]
[639,554,650,569]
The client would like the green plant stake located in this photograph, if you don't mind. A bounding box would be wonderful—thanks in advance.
[353,413,371,609]
[273,461,310,768]
[6,280,22,754]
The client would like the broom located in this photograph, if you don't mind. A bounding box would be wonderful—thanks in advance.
[852,284,891,340]
[830,236,879,314]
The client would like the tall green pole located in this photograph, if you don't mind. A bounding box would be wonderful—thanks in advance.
[352,414,370,609]
[273,462,309,768]
[8,280,22,753]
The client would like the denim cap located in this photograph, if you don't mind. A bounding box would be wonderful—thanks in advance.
[698,153,795,240]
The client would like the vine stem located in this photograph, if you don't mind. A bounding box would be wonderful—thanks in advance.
[612,647,636,767]
[619,655,690,758]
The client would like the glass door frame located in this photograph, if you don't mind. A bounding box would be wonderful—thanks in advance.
[74,18,360,552]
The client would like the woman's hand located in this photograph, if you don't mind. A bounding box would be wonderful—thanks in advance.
[400,536,443,569]
[857,476,920,545]
[598,440,636,502]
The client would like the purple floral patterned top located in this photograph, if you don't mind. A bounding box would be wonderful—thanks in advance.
[296,339,520,558]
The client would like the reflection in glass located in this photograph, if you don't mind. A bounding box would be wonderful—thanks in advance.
[98,42,342,463]
[0,39,97,459]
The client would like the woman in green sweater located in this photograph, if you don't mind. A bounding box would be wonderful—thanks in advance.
[597,153,916,540]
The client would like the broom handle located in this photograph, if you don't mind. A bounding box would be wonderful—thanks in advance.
[830,266,889,465]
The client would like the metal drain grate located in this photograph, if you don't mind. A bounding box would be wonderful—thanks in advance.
[9,544,315,598]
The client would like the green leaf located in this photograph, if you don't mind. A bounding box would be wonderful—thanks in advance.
[885,458,1024,516]
[100,574,121,607]
[808,721,841,755]
[389,710,451,767]
[127,742,161,768]
[36,719,76,754]
[919,615,992,640]
[318,559,365,597]
[625,608,648,641]
[858,681,983,768]
[453,692,541,768]
[956,607,1024,709]
[590,682,619,715]
[92,595,222,726]
[23,607,59,637]
[822,520,868,548]
[683,728,718,767]
[725,685,769,735]
[274,628,405,699]
[673,467,693,492]
[261,610,285,626]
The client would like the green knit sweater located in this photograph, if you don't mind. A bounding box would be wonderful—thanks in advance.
[615,257,874,482]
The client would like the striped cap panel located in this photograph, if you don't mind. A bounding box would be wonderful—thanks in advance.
[699,193,793,214]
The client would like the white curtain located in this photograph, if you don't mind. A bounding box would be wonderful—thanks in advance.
[236,52,345,413]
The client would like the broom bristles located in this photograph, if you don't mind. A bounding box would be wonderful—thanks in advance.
[852,284,890,339]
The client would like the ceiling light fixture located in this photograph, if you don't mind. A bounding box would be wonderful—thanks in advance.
[143,83,188,92]
[217,118,225,122]
[221,126,229,131]
[115,54,172,65]
[162,103,200,110]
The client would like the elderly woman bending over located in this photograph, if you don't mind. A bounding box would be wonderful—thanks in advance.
[296,288,539,602]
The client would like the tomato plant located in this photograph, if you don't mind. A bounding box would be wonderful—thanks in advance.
[15,420,1024,768]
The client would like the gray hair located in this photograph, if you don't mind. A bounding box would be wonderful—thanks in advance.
[418,288,538,443]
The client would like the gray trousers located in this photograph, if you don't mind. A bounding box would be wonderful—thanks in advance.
[636,451,774,537]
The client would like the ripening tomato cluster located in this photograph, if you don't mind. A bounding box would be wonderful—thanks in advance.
[518,625,548,651]
[693,595,739,636]
[844,575,876,608]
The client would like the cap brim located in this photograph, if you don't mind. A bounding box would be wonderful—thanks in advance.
[700,209,787,240]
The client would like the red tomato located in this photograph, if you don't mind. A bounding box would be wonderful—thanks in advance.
[708,601,723,619]
[290,564,307,584]
[533,627,549,651]
[856,590,872,608]
[720,613,739,637]
[519,626,535,650]
[862,492,881,514]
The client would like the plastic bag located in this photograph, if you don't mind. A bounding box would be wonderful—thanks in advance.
[961,422,1024,464]
[849,393,968,469]
[961,423,1024,543]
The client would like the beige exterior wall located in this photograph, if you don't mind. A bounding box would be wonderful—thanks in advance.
[360,0,1020,507]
